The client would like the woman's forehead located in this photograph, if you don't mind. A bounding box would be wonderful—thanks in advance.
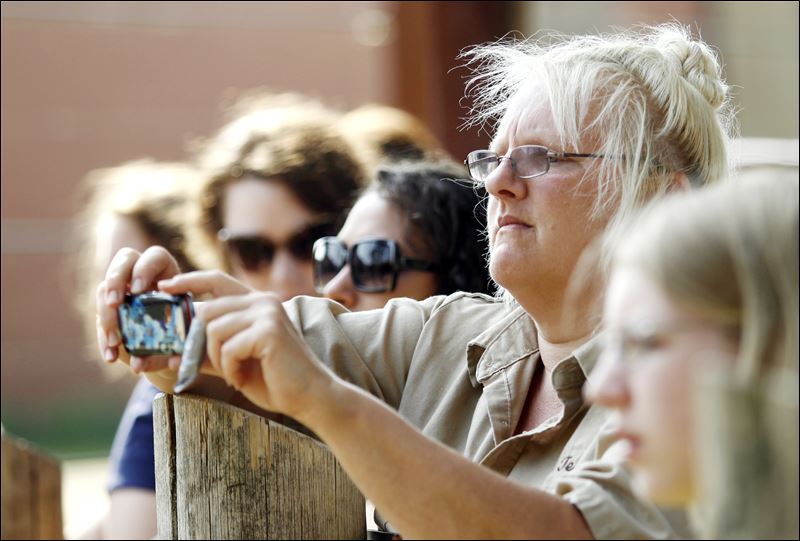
[491,93,561,151]
[605,267,672,322]
[341,193,423,256]
[341,194,403,239]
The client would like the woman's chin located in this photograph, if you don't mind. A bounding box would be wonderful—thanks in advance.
[489,252,528,290]
[632,469,693,508]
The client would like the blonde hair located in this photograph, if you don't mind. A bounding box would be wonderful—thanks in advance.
[72,160,201,364]
[617,171,798,381]
[462,23,735,228]
[337,104,443,173]
[193,91,343,173]
[616,169,799,538]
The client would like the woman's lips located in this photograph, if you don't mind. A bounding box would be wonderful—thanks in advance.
[497,215,531,230]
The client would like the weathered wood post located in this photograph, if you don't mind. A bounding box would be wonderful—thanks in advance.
[0,433,63,540]
[153,393,365,540]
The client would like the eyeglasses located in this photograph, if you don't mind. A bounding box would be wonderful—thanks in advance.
[312,237,438,293]
[464,145,605,183]
[218,221,336,272]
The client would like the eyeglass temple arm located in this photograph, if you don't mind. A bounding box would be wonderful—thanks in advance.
[465,154,502,165]
[402,257,439,272]
[547,151,605,160]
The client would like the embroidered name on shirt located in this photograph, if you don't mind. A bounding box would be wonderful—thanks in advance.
[557,456,575,472]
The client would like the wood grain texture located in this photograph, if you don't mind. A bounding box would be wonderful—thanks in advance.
[154,394,365,540]
[0,434,63,540]
[154,393,177,540]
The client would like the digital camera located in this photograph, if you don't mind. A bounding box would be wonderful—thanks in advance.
[118,292,194,356]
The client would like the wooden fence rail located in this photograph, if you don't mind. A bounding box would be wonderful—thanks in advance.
[1,433,63,540]
[153,393,365,540]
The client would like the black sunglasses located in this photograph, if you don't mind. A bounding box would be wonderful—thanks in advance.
[312,237,438,293]
[219,221,337,273]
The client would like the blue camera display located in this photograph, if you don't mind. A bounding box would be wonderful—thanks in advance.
[118,292,194,356]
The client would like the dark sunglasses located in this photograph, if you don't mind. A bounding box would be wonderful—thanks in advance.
[219,221,336,273]
[313,237,438,293]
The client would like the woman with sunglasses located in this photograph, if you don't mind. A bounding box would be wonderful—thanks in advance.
[313,159,491,311]
[186,93,363,299]
[98,24,734,538]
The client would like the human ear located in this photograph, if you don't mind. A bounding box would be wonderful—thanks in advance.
[669,171,691,192]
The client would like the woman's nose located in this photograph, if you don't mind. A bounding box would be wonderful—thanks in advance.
[484,155,527,201]
[322,266,357,309]
[267,250,315,300]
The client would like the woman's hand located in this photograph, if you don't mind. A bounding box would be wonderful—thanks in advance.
[158,270,252,298]
[95,246,181,370]
[200,292,337,422]
[95,247,254,375]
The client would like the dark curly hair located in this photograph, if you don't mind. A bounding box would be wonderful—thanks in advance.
[193,121,365,272]
[369,159,491,295]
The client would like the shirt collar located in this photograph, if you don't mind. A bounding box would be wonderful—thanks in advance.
[572,331,604,376]
[466,300,539,387]
[466,302,605,388]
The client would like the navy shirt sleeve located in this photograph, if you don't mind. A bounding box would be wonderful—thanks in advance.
[107,378,160,492]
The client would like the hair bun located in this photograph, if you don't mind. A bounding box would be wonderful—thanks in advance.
[657,29,727,110]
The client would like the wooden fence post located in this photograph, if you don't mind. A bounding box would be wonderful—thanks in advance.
[0,433,63,540]
[153,393,365,540]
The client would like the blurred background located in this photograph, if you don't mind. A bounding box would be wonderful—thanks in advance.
[1,1,797,536]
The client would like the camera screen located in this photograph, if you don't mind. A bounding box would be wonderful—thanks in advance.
[119,295,188,355]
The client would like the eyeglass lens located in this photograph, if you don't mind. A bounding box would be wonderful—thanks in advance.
[312,238,348,290]
[226,222,335,272]
[313,237,397,293]
[350,240,395,292]
[467,146,550,181]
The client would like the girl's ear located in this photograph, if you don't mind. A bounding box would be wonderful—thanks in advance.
[669,171,691,192]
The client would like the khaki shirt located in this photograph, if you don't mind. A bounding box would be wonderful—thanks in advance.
[285,292,681,539]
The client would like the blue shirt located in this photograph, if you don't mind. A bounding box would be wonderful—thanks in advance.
[107,378,159,492]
